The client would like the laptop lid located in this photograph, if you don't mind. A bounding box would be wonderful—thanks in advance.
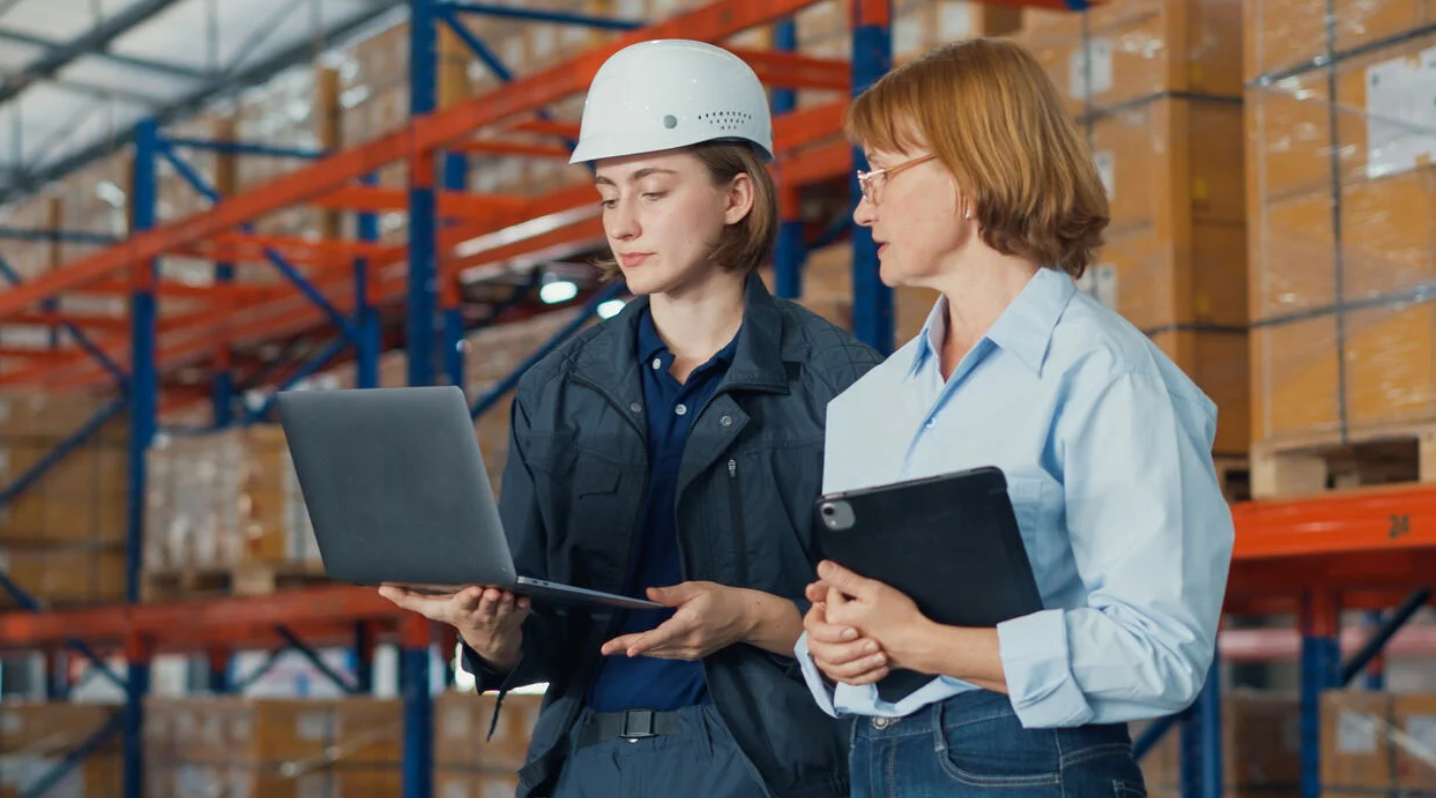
[275,385,520,589]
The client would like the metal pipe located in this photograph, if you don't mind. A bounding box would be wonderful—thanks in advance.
[1341,589,1432,685]
[163,137,328,159]
[0,225,121,245]
[470,281,625,419]
[274,625,360,694]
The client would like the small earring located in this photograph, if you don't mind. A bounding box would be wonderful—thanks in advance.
[964,209,973,220]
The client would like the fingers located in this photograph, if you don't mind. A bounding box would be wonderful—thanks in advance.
[804,581,829,605]
[834,664,891,686]
[647,582,702,607]
[814,648,890,683]
[601,633,644,656]
[804,613,857,645]
[816,560,876,600]
[811,636,882,667]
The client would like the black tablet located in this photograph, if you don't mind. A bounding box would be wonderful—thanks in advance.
[813,466,1045,702]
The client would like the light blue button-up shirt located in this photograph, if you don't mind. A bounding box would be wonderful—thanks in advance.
[795,266,1235,728]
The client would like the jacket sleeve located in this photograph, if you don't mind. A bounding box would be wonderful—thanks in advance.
[460,387,560,695]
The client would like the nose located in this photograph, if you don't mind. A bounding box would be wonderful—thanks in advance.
[853,194,876,228]
[606,197,640,241]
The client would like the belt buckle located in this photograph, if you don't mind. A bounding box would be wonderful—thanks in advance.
[621,709,657,740]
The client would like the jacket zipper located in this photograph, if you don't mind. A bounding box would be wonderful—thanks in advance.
[727,459,747,584]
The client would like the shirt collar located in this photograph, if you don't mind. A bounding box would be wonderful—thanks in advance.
[905,267,1076,379]
[636,306,741,368]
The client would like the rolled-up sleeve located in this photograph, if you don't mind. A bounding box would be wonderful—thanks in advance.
[997,369,1234,728]
[794,632,840,718]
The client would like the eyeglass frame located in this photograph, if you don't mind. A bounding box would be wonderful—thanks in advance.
[856,153,936,204]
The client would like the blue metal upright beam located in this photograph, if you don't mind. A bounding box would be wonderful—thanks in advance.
[1179,651,1223,798]
[443,155,468,392]
[125,117,162,798]
[772,20,805,301]
[400,624,434,798]
[1300,593,1341,798]
[356,173,382,390]
[409,0,441,390]
[849,0,894,355]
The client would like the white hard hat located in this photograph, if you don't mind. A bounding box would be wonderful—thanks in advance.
[569,39,774,164]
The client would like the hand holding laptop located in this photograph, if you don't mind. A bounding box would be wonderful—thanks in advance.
[378,583,530,671]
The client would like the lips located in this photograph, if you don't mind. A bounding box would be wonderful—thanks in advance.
[619,252,651,268]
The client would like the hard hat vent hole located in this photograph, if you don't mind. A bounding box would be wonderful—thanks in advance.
[698,111,752,131]
[663,114,677,129]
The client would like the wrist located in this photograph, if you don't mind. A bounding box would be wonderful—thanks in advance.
[896,616,944,674]
[462,630,519,673]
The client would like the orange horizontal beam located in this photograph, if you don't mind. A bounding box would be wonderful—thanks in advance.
[448,216,606,277]
[729,48,850,91]
[1230,484,1436,560]
[454,139,573,159]
[506,119,582,139]
[3,313,131,332]
[0,584,402,649]
[81,279,279,302]
[307,186,530,218]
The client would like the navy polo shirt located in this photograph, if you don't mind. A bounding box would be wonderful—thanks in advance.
[586,309,740,713]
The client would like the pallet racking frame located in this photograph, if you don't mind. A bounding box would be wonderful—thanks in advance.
[5,2,1430,798]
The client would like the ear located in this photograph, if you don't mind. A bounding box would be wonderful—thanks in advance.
[722,172,756,226]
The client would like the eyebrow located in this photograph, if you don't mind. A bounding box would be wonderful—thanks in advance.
[594,167,679,187]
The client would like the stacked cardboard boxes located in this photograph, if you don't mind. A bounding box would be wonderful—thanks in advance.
[145,697,402,798]
[143,424,318,578]
[765,242,939,344]
[434,690,543,797]
[1136,690,1301,797]
[0,392,128,608]
[1245,0,1436,469]
[53,154,130,268]
[0,702,122,798]
[1015,0,1250,457]
[1320,690,1436,796]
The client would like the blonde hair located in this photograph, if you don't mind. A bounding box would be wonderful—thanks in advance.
[594,141,777,280]
[846,38,1108,278]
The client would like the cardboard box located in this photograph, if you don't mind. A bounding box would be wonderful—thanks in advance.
[1393,692,1436,790]
[1320,690,1394,793]
[1244,0,1436,81]
[1014,0,1244,117]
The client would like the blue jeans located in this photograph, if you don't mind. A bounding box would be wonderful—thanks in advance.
[849,690,1147,797]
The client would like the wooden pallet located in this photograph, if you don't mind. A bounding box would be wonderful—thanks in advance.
[1251,424,1436,499]
[141,561,331,602]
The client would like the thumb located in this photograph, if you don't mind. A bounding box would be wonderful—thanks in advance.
[647,583,696,606]
[817,560,874,600]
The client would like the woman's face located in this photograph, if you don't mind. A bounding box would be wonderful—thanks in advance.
[594,150,751,298]
[852,147,974,289]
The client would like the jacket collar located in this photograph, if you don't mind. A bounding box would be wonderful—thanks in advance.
[575,273,791,396]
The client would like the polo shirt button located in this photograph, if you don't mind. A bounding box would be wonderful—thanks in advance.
[651,358,662,370]
[629,402,642,413]
[674,403,688,416]
[719,415,733,427]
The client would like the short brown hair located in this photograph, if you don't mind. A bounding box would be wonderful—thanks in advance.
[593,141,777,280]
[846,38,1108,278]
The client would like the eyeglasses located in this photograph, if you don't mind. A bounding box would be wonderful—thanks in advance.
[856,153,936,204]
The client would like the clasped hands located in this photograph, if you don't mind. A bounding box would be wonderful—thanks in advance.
[802,560,935,687]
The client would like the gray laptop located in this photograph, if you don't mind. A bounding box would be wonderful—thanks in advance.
[274,385,660,610]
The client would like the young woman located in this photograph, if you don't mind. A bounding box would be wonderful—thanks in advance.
[796,39,1235,796]
[381,39,880,798]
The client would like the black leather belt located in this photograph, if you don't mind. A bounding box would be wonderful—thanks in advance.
[576,709,684,749]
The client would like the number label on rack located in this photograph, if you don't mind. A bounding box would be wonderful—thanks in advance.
[1389,513,1412,539]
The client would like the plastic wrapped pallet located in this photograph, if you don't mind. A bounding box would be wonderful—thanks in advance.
[0,703,122,798]
[145,697,402,798]
[1010,0,1250,458]
[143,425,316,577]
[1244,0,1436,494]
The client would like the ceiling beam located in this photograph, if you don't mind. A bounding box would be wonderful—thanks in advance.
[0,26,203,81]
[0,0,202,106]
[0,0,408,204]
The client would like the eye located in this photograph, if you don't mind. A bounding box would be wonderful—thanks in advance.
[642,191,666,201]
[599,198,618,209]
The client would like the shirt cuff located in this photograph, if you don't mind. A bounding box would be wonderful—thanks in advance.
[996,609,1094,729]
[794,632,840,718]
[460,643,515,694]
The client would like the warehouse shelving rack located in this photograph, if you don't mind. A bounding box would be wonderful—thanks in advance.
[3,1,1429,798]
